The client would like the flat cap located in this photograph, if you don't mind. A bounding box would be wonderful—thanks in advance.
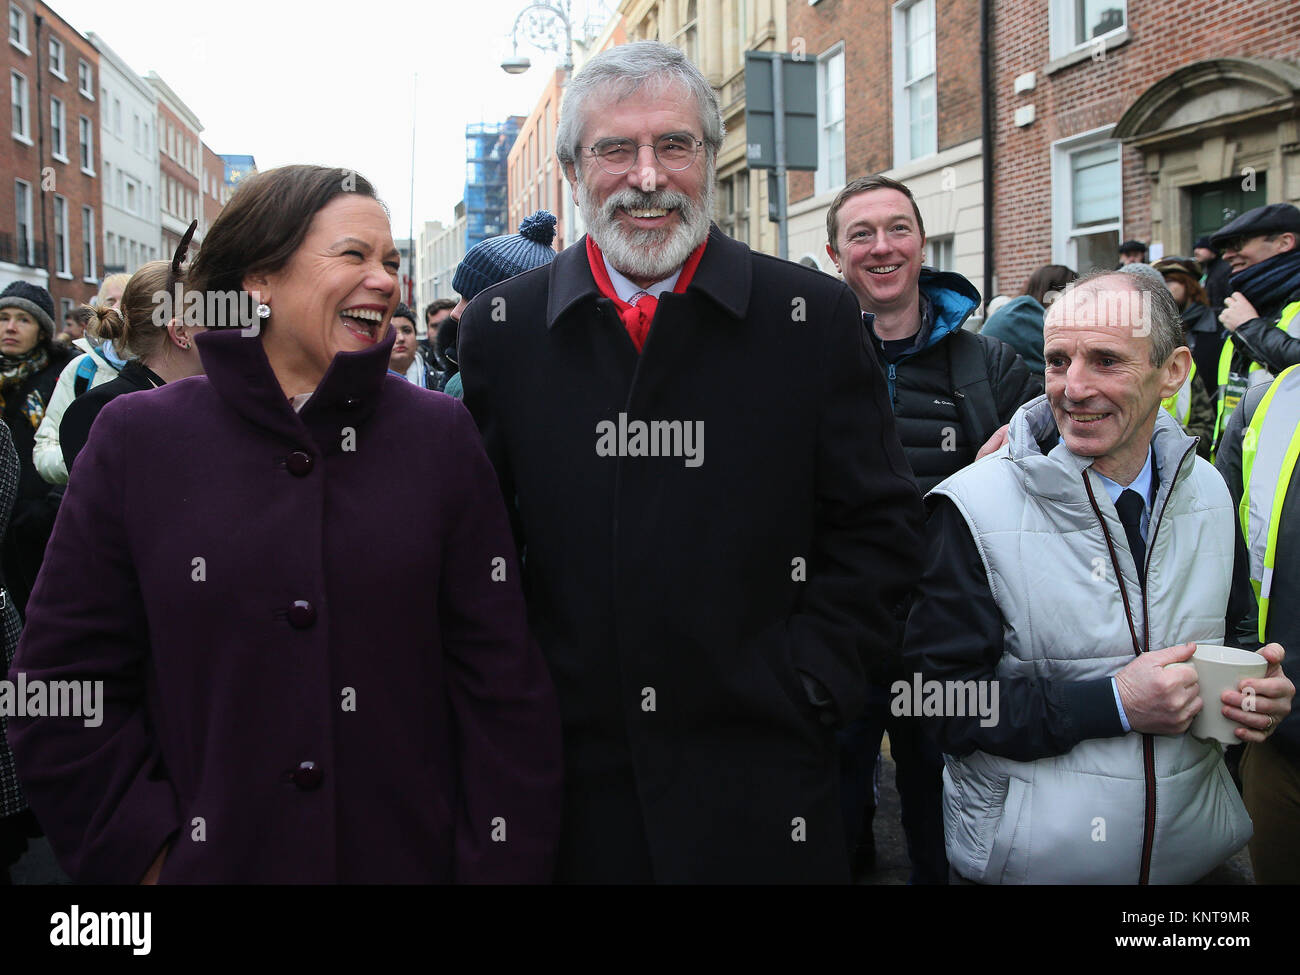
[1151,256,1202,278]
[1210,202,1300,249]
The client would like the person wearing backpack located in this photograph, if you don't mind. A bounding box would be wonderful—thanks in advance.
[825,174,1041,883]
[31,273,131,486]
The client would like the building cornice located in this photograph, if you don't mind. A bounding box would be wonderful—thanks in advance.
[146,71,203,132]
[86,33,155,102]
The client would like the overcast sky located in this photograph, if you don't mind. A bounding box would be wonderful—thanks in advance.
[52,0,614,240]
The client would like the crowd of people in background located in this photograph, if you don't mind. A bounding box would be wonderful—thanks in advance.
[0,39,1298,886]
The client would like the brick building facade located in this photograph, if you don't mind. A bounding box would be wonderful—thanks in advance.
[993,0,1300,297]
[785,0,986,300]
[149,72,202,259]
[507,68,568,248]
[620,0,787,258]
[506,15,627,254]
[0,2,102,318]
[0,1,47,294]
[201,141,222,234]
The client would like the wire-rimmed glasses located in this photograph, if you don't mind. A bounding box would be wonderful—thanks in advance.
[580,134,704,175]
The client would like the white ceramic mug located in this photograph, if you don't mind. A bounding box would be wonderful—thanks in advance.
[1187,645,1268,744]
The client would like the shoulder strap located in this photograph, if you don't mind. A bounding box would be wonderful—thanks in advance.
[1240,375,1273,427]
[73,355,97,398]
[948,328,1000,445]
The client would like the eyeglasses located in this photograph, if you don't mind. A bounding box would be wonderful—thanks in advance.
[1218,233,1276,253]
[580,134,704,175]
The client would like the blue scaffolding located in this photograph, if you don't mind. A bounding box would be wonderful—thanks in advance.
[465,118,523,250]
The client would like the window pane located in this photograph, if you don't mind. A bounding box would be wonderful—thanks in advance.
[826,51,845,125]
[906,0,935,81]
[10,73,23,135]
[818,49,847,192]
[1074,229,1120,274]
[1071,143,1120,228]
[15,181,28,261]
[909,75,937,158]
[83,206,93,274]
[1077,0,1125,42]
[828,119,846,187]
[54,198,66,273]
[927,236,954,271]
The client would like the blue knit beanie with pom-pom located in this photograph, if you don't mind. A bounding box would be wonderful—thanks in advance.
[452,210,558,303]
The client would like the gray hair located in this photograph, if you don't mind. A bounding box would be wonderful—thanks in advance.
[1049,270,1184,367]
[555,41,725,173]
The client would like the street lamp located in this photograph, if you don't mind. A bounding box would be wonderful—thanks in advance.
[500,0,576,78]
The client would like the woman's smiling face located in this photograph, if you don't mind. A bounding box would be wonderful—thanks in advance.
[248,194,400,385]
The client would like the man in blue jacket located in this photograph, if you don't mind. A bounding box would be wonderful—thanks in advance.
[825,174,1039,882]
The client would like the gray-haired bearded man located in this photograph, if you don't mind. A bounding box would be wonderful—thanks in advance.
[460,40,924,883]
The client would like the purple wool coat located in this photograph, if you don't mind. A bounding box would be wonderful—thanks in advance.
[6,326,563,883]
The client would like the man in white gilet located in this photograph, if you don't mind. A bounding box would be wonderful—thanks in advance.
[905,271,1294,884]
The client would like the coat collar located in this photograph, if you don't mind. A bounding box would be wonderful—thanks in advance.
[1005,395,1198,508]
[546,223,751,328]
[196,324,394,450]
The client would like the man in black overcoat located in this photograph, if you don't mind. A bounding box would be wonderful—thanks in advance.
[460,40,924,883]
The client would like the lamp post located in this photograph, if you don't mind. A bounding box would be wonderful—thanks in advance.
[501,0,608,247]
[500,1,576,80]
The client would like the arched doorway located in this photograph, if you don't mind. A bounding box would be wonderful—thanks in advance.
[1114,58,1300,253]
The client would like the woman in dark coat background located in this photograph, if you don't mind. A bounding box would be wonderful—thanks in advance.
[0,281,72,617]
[8,165,562,884]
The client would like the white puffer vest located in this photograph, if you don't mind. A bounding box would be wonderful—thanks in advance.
[932,396,1252,884]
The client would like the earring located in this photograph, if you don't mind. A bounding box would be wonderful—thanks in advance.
[256,303,271,319]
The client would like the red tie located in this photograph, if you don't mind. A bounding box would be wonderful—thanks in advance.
[622,292,658,352]
[586,236,706,353]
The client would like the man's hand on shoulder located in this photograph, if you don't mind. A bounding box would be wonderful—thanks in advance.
[1115,642,1202,735]
[976,424,1010,460]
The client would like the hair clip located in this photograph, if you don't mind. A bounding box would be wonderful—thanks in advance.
[171,220,199,277]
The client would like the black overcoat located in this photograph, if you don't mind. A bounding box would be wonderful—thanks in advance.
[461,226,923,882]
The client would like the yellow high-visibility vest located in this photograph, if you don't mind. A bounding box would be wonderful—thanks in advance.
[1240,363,1300,642]
[1213,299,1300,457]
[1161,361,1197,427]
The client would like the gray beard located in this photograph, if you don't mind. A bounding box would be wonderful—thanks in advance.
[579,164,714,282]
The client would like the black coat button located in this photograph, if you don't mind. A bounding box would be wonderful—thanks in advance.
[287,600,316,629]
[291,761,322,791]
[286,451,314,476]
[343,397,360,409]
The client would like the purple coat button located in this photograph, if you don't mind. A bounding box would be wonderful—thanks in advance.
[286,451,314,476]
[287,600,316,629]
[291,761,322,791]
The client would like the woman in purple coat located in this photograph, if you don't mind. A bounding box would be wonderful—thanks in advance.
[7,165,563,883]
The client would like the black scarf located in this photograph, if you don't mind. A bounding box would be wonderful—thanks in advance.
[1229,249,1300,318]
